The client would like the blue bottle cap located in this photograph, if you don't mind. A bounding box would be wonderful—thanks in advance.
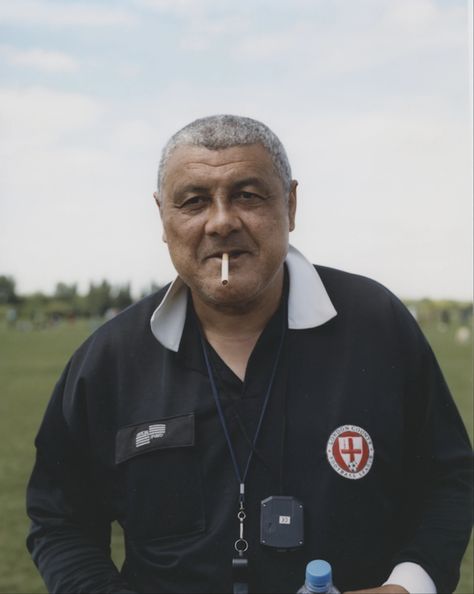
[305,559,332,592]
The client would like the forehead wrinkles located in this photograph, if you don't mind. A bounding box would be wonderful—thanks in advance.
[163,145,279,192]
[167,157,274,195]
[185,159,264,183]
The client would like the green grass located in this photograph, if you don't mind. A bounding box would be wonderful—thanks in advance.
[0,318,472,593]
[0,321,93,593]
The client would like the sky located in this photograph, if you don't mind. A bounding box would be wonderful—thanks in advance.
[0,0,472,300]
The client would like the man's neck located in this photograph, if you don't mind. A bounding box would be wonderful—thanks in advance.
[192,270,284,380]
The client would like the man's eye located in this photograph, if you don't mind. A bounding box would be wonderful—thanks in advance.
[236,191,261,202]
[180,196,207,209]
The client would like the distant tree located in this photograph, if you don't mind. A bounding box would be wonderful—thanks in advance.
[54,282,78,302]
[86,280,113,317]
[0,275,19,304]
[113,284,133,311]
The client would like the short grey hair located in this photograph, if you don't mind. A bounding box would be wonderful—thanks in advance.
[157,114,292,193]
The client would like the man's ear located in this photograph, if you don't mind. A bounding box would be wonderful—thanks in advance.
[153,192,167,243]
[288,180,298,232]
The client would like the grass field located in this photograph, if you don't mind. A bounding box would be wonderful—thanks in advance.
[0,317,472,593]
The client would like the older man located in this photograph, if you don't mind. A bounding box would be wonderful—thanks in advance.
[27,115,472,594]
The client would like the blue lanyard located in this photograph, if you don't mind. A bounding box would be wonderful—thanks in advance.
[199,303,287,556]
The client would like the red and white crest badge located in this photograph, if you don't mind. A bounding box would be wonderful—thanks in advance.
[326,425,374,479]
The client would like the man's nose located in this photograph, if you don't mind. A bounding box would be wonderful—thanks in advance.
[204,199,242,237]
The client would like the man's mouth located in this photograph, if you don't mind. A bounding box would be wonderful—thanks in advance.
[206,249,250,260]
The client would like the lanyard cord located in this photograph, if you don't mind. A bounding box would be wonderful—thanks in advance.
[199,302,287,507]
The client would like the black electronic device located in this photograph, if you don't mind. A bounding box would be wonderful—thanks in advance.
[260,495,304,550]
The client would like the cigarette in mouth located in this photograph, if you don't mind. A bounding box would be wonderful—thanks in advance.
[221,253,229,286]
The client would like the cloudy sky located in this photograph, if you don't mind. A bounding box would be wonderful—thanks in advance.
[0,0,472,300]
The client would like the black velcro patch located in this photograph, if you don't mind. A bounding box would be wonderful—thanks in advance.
[115,412,195,464]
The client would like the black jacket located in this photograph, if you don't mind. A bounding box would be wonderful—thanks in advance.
[26,266,473,593]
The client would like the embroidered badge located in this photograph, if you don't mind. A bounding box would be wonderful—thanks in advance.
[326,425,374,479]
[135,423,166,448]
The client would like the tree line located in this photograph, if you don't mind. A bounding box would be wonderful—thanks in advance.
[1,274,472,327]
[0,275,162,321]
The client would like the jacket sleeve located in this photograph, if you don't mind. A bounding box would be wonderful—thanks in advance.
[391,300,473,594]
[26,360,135,594]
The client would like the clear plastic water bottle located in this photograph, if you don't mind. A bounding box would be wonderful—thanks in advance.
[297,559,340,593]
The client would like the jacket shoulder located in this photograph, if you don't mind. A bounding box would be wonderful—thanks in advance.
[314,264,417,332]
[315,264,402,308]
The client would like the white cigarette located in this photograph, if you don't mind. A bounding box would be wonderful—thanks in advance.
[221,253,229,285]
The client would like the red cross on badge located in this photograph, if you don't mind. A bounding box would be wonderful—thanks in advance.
[326,425,374,479]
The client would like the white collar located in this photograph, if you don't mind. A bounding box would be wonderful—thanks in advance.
[150,244,337,351]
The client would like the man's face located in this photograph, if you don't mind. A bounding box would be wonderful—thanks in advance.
[156,143,297,311]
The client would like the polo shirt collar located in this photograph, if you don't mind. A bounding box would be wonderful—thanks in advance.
[150,244,337,351]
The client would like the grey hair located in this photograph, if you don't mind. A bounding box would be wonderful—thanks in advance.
[157,114,292,193]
